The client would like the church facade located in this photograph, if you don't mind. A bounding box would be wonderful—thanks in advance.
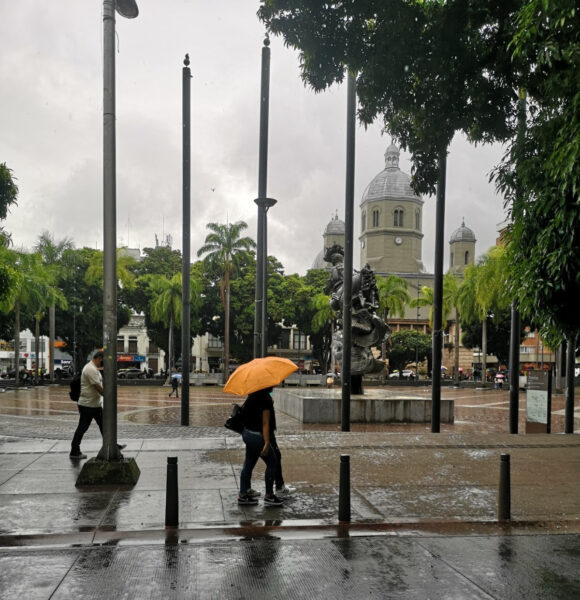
[313,144,479,375]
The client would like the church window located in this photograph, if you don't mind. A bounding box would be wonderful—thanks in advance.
[415,210,420,230]
[361,212,366,232]
[464,250,469,265]
[372,209,380,227]
[394,208,404,227]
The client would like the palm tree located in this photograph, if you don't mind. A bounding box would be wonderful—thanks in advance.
[85,247,137,290]
[457,246,509,384]
[411,272,460,380]
[311,292,336,373]
[197,221,255,382]
[0,252,60,387]
[376,275,411,366]
[34,231,74,381]
[144,273,184,374]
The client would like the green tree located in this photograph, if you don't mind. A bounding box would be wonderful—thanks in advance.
[410,273,464,382]
[85,247,137,291]
[0,252,57,386]
[197,221,256,379]
[386,330,432,376]
[53,248,131,370]
[377,274,411,367]
[144,273,183,373]
[120,245,184,361]
[457,247,510,382]
[34,231,74,381]
[0,163,18,247]
[461,306,524,368]
[493,1,580,342]
[259,1,521,194]
[310,292,336,373]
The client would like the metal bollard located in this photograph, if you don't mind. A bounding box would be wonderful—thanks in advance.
[338,454,351,522]
[165,456,179,528]
[498,453,511,521]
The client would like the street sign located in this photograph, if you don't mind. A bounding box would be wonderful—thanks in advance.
[525,371,552,433]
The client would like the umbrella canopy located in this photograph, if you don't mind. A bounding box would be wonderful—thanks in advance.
[223,356,298,396]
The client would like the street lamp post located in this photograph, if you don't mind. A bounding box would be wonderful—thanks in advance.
[253,36,276,358]
[181,54,191,426]
[78,0,140,485]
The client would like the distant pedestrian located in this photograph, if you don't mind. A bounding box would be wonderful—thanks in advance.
[70,351,126,459]
[169,372,180,397]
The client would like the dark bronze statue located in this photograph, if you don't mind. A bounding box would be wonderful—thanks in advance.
[323,244,389,390]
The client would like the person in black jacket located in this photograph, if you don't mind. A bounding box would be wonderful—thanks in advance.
[238,387,284,506]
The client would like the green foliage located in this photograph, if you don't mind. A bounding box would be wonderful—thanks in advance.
[492,1,580,341]
[54,248,131,364]
[376,274,410,320]
[0,163,18,220]
[460,305,524,367]
[386,329,432,374]
[457,247,511,324]
[259,1,521,194]
[0,163,18,247]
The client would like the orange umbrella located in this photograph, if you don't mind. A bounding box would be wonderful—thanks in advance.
[223,356,298,396]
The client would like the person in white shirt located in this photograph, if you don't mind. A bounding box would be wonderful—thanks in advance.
[70,351,125,459]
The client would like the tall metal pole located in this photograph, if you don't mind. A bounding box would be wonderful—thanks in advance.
[181,54,191,426]
[98,0,121,461]
[508,302,520,433]
[565,334,576,434]
[341,71,356,432]
[49,305,55,382]
[254,36,271,359]
[431,149,447,433]
[509,92,526,434]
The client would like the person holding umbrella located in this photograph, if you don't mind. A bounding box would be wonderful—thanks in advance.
[237,386,284,506]
[224,356,298,506]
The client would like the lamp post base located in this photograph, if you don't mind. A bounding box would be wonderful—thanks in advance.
[75,457,140,487]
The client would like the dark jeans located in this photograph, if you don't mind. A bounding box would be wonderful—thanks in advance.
[261,432,284,489]
[240,428,279,496]
[71,405,103,452]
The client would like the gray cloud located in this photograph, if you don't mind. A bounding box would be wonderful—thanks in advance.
[1,0,507,275]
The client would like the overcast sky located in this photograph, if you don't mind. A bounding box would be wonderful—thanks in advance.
[1,1,508,276]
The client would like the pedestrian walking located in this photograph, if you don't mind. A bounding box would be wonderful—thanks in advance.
[70,350,126,459]
[237,386,285,507]
[169,372,181,397]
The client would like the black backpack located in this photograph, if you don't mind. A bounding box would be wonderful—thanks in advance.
[69,375,81,402]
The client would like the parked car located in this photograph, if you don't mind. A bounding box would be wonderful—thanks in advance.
[118,368,146,379]
[388,369,414,379]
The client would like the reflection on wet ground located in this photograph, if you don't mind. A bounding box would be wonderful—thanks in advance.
[0,383,576,434]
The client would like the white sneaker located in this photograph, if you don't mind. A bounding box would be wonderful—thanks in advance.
[276,484,296,496]
[246,488,261,498]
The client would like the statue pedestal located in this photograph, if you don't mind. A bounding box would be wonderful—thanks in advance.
[274,388,454,424]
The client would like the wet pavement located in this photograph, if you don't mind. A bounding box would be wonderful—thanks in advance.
[0,384,579,598]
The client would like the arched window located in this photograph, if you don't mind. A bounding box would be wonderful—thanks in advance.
[361,212,366,232]
[415,210,420,230]
[394,208,404,227]
[464,250,469,265]
[372,208,380,227]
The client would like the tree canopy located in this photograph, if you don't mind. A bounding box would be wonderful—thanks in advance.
[259,0,521,193]
[493,1,580,341]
